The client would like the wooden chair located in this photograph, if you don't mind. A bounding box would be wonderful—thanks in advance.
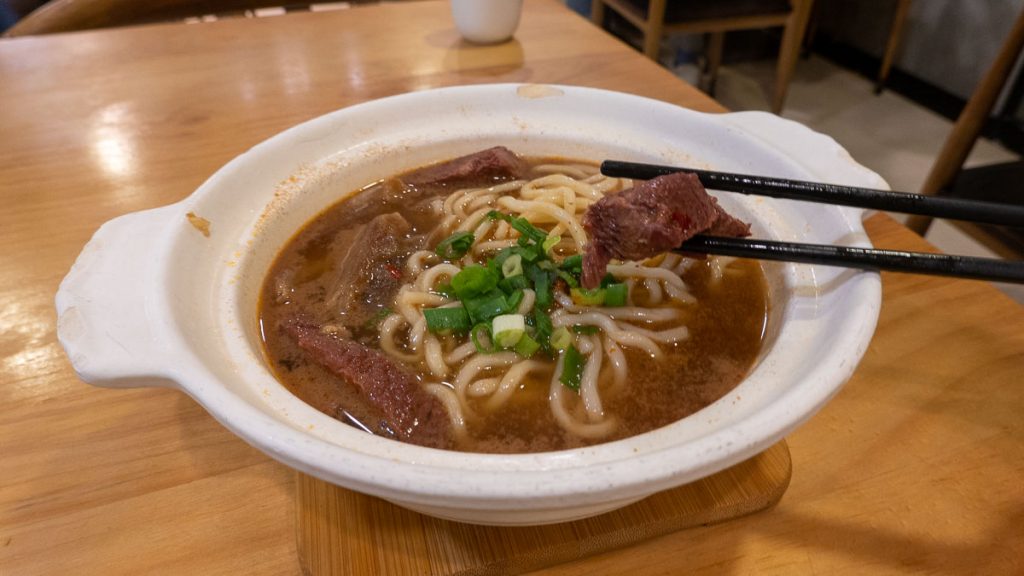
[905,7,1024,243]
[874,0,911,93]
[1,0,407,36]
[590,0,816,114]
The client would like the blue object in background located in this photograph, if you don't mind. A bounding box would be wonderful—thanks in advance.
[0,0,19,32]
[567,0,592,18]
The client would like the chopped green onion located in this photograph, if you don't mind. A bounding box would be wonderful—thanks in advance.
[423,306,470,333]
[555,269,578,288]
[516,244,542,262]
[464,290,511,324]
[434,231,474,259]
[514,333,541,358]
[516,220,548,244]
[471,323,494,353]
[451,265,499,300]
[506,289,525,312]
[572,325,600,335]
[488,248,515,274]
[498,274,530,294]
[604,282,628,307]
[559,345,585,390]
[559,254,583,273]
[532,308,553,350]
[570,287,606,306]
[600,273,618,289]
[550,326,572,351]
[492,314,526,348]
[528,266,553,309]
[501,254,523,278]
[542,234,561,254]
[486,210,547,244]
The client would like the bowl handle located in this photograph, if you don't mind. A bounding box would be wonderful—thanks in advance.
[56,205,182,389]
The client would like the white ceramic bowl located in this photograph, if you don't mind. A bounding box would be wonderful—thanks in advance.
[56,84,883,526]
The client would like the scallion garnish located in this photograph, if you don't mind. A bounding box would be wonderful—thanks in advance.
[541,234,561,254]
[514,333,541,358]
[506,289,525,312]
[498,274,530,294]
[517,244,542,262]
[604,282,628,307]
[463,290,511,324]
[492,314,526,348]
[488,248,515,274]
[471,323,494,353]
[559,254,583,274]
[424,209,608,363]
[555,269,578,288]
[451,265,499,300]
[528,266,553,309]
[560,345,585,390]
[423,306,471,333]
[435,231,475,259]
[550,326,572,351]
[501,254,523,278]
[533,308,553,350]
[486,210,548,244]
[570,286,605,306]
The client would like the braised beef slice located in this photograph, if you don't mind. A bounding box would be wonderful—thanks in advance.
[400,146,527,194]
[322,147,527,231]
[283,317,451,449]
[325,212,418,327]
[326,179,405,229]
[581,172,751,288]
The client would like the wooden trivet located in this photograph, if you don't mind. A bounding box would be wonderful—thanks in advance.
[295,440,791,575]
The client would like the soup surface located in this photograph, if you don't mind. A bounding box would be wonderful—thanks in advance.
[259,148,768,453]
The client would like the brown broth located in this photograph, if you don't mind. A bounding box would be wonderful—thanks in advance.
[258,157,768,453]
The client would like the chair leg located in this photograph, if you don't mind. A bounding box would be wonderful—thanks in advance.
[702,31,725,96]
[905,7,1024,236]
[643,0,667,60]
[590,0,604,27]
[801,0,822,57]
[772,0,815,114]
[876,0,912,94]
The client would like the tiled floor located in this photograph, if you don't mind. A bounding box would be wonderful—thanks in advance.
[676,55,1024,303]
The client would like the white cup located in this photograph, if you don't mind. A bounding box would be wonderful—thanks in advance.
[450,0,523,44]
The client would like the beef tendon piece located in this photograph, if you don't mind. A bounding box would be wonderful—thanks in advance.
[581,172,751,288]
[283,317,451,449]
[324,212,418,328]
[400,146,528,193]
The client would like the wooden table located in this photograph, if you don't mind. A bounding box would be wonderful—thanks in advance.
[2,1,1021,573]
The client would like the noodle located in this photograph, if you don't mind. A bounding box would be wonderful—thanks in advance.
[259,151,769,454]
[373,161,701,442]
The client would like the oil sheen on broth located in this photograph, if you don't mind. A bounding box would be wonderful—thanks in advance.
[258,150,768,454]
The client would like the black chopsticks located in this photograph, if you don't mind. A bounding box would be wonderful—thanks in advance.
[602,159,1024,283]
[601,160,1024,227]
[679,236,1024,283]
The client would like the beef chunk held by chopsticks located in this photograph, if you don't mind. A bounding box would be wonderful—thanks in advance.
[581,172,751,288]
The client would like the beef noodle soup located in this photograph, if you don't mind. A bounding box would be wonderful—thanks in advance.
[258,147,768,453]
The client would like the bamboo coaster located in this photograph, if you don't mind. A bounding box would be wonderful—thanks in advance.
[295,441,791,576]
